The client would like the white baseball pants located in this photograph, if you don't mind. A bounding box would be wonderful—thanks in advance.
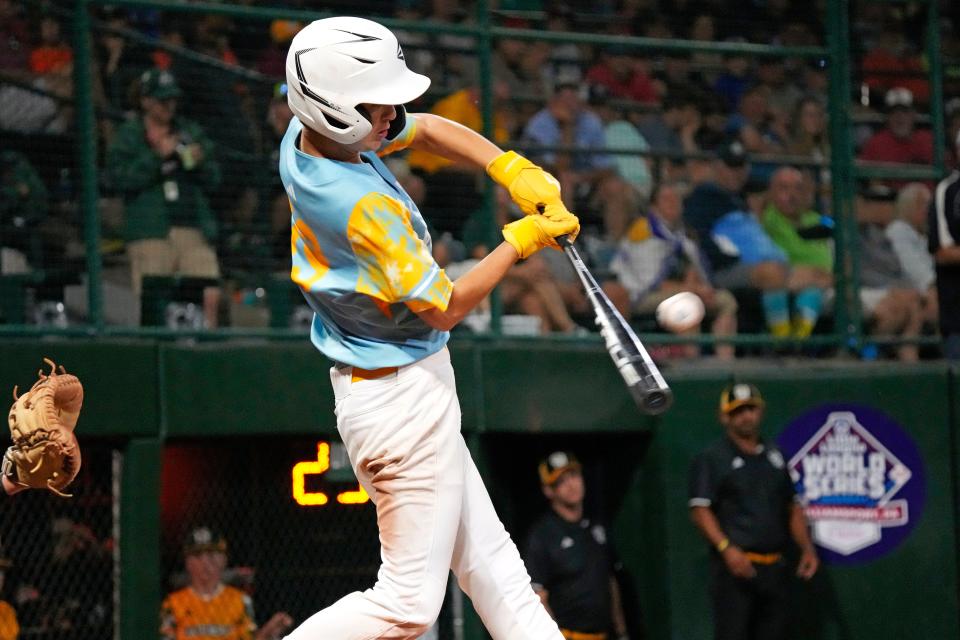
[284,348,562,640]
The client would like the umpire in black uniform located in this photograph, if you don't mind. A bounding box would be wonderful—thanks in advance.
[524,451,629,640]
[688,383,819,640]
[929,130,960,361]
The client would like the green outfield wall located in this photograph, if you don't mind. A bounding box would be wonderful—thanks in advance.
[0,339,956,639]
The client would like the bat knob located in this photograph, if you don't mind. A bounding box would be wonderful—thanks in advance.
[633,387,674,416]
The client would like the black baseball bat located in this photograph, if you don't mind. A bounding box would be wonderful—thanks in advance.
[558,236,674,415]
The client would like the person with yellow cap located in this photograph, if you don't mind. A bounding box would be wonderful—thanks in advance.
[524,452,631,640]
[687,383,819,640]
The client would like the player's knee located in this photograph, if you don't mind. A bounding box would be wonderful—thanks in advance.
[397,605,440,638]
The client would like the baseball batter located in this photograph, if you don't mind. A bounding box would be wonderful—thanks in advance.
[278,17,578,640]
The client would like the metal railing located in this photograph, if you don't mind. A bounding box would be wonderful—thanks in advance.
[0,0,946,353]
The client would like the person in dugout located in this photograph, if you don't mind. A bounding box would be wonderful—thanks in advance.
[524,451,631,640]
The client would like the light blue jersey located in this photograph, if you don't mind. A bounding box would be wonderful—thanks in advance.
[279,115,453,368]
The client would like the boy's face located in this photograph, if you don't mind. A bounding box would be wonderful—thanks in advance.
[357,103,398,152]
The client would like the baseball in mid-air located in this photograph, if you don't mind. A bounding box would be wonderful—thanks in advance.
[656,292,705,332]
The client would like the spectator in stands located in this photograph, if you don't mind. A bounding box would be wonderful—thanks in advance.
[149,16,186,71]
[861,18,929,105]
[0,12,75,135]
[855,185,924,361]
[423,0,476,88]
[944,99,960,169]
[174,14,260,240]
[41,517,112,635]
[585,44,658,106]
[456,187,586,335]
[801,57,829,97]
[589,84,653,202]
[0,0,31,81]
[611,181,738,359]
[727,84,787,157]
[407,80,514,237]
[255,19,302,79]
[788,96,830,161]
[695,92,733,154]
[653,51,712,106]
[29,15,72,76]
[683,139,795,337]
[754,58,803,141]
[929,131,960,360]
[761,167,834,338]
[635,90,702,164]
[491,25,536,111]
[0,553,17,640]
[543,4,584,87]
[888,183,937,325]
[858,88,933,187]
[105,69,222,328]
[713,42,753,112]
[97,6,148,114]
[0,150,47,274]
[161,527,293,640]
[261,83,295,274]
[522,81,634,242]
[686,12,723,84]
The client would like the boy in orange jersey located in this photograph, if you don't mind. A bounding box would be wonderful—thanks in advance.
[160,527,292,640]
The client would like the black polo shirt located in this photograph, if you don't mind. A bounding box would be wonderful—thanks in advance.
[929,170,960,334]
[524,511,615,633]
[688,436,796,553]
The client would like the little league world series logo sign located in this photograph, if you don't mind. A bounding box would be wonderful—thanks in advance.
[777,404,925,564]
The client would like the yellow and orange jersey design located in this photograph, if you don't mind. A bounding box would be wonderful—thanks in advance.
[279,114,453,369]
[0,600,18,640]
[160,585,256,640]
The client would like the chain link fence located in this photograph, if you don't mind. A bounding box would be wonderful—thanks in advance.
[159,437,459,638]
[0,444,116,640]
[0,0,952,352]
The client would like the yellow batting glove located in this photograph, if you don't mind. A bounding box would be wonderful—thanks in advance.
[502,205,580,259]
[486,151,563,217]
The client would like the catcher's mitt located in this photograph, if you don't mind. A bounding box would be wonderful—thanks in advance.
[3,359,82,496]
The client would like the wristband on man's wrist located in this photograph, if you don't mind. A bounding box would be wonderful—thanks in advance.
[716,537,730,552]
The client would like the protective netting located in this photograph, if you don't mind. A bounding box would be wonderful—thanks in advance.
[0,444,116,640]
[0,0,954,357]
[159,437,456,638]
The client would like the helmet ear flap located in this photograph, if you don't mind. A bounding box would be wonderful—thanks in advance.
[386,105,407,140]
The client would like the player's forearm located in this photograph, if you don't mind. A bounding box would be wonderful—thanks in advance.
[418,242,519,330]
[1,476,20,496]
[690,506,728,548]
[409,113,502,170]
[789,503,816,553]
[609,575,628,636]
[934,245,960,264]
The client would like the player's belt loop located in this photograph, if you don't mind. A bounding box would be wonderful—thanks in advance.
[350,365,398,383]
[745,551,783,565]
[560,630,607,640]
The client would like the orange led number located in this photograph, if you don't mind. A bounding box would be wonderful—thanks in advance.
[292,442,330,505]
[292,442,370,506]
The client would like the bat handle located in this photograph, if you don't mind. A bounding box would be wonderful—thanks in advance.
[557,234,573,248]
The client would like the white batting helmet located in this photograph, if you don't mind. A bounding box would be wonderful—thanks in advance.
[285,16,430,144]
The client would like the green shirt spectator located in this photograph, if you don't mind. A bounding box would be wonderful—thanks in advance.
[106,117,220,242]
[0,150,48,270]
[761,205,832,271]
[105,70,221,243]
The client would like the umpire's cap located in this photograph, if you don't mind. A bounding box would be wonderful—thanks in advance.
[183,526,227,556]
[538,451,581,486]
[719,383,765,414]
